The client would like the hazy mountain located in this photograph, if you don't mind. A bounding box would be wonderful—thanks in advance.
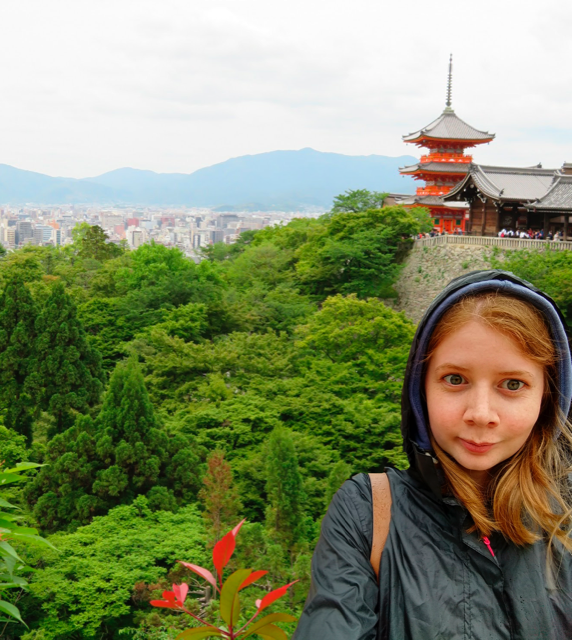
[0,164,122,204]
[0,148,417,208]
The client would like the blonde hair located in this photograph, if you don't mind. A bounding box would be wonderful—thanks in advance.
[425,292,572,552]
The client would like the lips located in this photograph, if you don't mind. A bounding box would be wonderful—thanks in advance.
[459,438,495,454]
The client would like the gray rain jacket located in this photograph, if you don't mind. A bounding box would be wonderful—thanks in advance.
[293,270,572,640]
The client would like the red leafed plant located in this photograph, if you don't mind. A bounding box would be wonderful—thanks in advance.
[150,520,298,639]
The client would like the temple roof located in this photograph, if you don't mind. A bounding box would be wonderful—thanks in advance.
[445,164,557,202]
[403,109,495,144]
[400,161,470,174]
[527,174,572,210]
[397,194,467,208]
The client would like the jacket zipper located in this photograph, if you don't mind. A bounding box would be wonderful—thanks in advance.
[482,536,495,557]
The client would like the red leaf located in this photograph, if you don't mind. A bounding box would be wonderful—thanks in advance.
[239,570,268,591]
[256,581,298,612]
[232,519,246,536]
[150,599,178,609]
[212,530,236,583]
[212,520,247,586]
[178,562,218,591]
[172,582,188,605]
[151,590,181,610]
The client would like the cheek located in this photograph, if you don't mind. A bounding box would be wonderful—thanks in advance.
[426,388,462,436]
[503,398,542,439]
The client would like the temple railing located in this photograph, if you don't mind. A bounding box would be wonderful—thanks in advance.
[412,235,572,251]
[415,186,451,196]
[420,153,472,164]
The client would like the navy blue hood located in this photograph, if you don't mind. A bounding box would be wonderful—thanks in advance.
[401,270,572,496]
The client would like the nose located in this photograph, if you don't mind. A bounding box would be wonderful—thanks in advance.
[462,384,500,428]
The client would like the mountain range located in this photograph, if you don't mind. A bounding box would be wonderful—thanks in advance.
[0,148,417,209]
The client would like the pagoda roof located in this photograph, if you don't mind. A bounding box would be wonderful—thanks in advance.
[526,173,572,211]
[400,161,470,175]
[445,164,557,202]
[403,108,495,144]
[397,194,467,208]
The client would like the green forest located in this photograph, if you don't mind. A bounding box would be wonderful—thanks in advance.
[0,193,567,639]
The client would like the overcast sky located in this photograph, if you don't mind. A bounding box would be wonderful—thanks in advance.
[1,0,571,178]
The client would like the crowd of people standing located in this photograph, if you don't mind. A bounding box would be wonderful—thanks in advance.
[414,228,568,240]
[498,228,566,240]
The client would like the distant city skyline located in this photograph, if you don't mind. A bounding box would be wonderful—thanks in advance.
[1,0,570,178]
[0,202,303,262]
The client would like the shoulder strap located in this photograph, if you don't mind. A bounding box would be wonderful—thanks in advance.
[369,472,392,581]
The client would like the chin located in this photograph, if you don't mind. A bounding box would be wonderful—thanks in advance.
[451,449,500,472]
[457,458,496,472]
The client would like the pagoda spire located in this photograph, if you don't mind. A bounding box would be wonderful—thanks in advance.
[399,54,494,235]
[445,54,453,111]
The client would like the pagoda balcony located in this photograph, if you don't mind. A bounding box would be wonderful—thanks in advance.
[420,153,472,164]
[416,185,454,196]
[411,172,467,181]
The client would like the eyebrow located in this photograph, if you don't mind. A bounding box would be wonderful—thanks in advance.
[433,363,535,377]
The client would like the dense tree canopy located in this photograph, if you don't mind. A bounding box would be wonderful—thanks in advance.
[75,224,125,262]
[295,205,431,298]
[490,248,572,327]
[265,427,307,551]
[26,358,202,532]
[0,193,437,638]
[331,188,389,213]
[0,276,38,441]
[20,499,208,640]
[27,283,105,435]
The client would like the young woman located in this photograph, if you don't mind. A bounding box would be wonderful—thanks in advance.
[293,270,572,640]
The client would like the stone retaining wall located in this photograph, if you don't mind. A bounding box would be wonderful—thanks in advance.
[392,243,498,324]
[388,236,572,324]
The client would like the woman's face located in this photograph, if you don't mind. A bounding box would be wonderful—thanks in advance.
[424,320,545,485]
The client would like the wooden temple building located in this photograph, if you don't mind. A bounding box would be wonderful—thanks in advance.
[396,58,572,237]
[398,56,495,233]
[444,163,572,237]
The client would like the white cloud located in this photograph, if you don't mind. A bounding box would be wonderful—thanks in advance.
[0,0,570,176]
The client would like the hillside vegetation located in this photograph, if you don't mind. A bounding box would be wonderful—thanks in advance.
[0,197,445,639]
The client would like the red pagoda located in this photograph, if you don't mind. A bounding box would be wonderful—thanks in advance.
[399,56,495,233]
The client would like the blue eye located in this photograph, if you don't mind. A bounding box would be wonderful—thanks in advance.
[501,379,525,391]
[444,374,465,386]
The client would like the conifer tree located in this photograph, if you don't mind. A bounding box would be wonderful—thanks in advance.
[199,450,242,545]
[26,357,201,532]
[95,358,201,508]
[93,356,165,499]
[265,427,305,550]
[28,283,104,435]
[76,224,123,262]
[0,276,38,442]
